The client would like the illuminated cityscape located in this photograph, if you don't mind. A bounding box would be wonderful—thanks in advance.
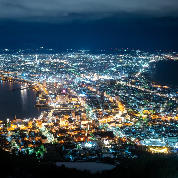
[0,49,178,163]
[0,0,178,177]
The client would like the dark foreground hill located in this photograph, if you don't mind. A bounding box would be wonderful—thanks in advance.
[1,148,178,178]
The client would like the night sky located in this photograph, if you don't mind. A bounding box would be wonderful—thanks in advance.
[0,0,178,51]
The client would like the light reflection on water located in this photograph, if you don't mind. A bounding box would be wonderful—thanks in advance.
[21,88,27,110]
[0,80,47,121]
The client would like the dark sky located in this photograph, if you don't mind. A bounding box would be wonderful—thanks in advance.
[0,0,178,51]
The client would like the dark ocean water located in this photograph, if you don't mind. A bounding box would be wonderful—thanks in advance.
[0,80,47,121]
[150,60,178,88]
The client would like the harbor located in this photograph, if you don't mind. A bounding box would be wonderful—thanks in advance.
[0,80,48,121]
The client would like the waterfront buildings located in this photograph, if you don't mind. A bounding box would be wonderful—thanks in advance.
[0,48,178,161]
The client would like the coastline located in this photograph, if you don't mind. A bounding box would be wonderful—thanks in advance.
[0,78,48,121]
[144,60,178,89]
